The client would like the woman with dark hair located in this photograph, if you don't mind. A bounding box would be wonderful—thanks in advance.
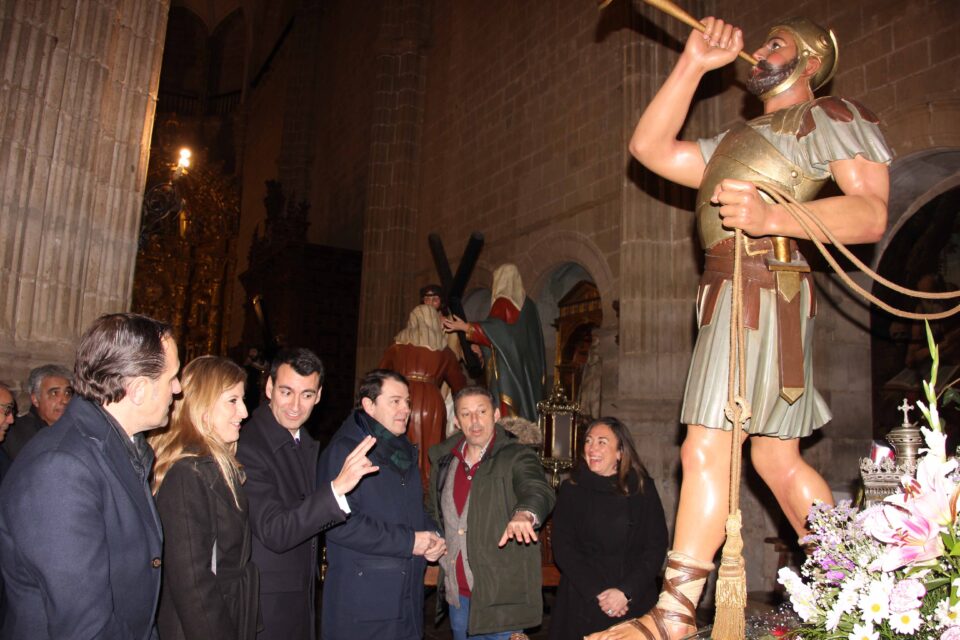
[150,356,258,640]
[548,418,668,640]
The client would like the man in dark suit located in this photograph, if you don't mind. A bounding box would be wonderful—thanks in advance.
[317,369,445,640]
[236,348,378,640]
[0,313,181,640]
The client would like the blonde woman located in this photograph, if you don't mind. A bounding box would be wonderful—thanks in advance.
[151,356,258,640]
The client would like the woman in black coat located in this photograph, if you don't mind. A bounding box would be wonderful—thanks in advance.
[151,356,259,640]
[548,417,668,640]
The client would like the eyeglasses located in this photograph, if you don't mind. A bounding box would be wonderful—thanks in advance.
[0,404,13,418]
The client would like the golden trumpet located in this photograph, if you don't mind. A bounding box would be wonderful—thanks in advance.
[599,0,759,66]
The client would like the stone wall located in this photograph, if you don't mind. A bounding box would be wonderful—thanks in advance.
[0,0,169,398]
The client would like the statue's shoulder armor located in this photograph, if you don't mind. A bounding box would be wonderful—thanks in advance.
[771,97,881,141]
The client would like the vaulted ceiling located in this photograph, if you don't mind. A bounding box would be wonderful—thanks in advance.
[172,0,242,32]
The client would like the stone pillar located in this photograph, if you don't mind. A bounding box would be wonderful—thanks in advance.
[616,4,707,409]
[355,0,430,375]
[276,0,323,203]
[0,0,169,392]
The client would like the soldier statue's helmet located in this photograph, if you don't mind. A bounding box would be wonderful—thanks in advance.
[761,17,839,100]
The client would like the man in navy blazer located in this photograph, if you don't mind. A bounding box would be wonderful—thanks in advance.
[0,313,182,640]
[237,348,379,640]
[318,370,446,640]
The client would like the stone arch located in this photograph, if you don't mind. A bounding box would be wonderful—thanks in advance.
[161,7,210,99]
[870,147,960,434]
[465,231,615,326]
[533,262,595,367]
[522,230,616,330]
[872,148,960,269]
[209,9,247,97]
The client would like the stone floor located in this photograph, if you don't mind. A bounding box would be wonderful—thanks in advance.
[421,588,783,640]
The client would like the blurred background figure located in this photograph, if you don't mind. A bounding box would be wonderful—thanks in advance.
[3,364,73,460]
[151,356,259,640]
[0,382,13,484]
[380,304,466,486]
[549,418,667,640]
[0,381,9,627]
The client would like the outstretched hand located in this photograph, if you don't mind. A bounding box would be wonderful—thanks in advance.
[684,17,743,73]
[441,314,469,334]
[331,436,379,497]
[497,511,538,547]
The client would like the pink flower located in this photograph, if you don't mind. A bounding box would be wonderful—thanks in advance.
[942,626,960,640]
[889,578,926,612]
[862,502,944,572]
[892,455,960,527]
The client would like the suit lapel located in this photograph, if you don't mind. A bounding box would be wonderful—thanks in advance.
[251,405,318,495]
[75,402,162,543]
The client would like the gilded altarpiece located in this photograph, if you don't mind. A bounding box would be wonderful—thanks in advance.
[554,280,602,402]
[132,148,240,362]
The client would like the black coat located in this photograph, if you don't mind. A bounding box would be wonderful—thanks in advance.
[235,405,346,640]
[548,467,668,640]
[0,397,163,640]
[2,407,44,460]
[317,410,434,640]
[155,456,259,640]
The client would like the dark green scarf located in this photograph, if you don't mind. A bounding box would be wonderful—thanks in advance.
[355,410,414,472]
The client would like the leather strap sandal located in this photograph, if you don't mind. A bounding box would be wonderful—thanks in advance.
[626,555,713,640]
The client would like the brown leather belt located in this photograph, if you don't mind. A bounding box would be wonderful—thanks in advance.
[698,237,816,404]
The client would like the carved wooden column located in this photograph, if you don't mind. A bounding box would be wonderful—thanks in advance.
[0,0,169,390]
[355,0,430,375]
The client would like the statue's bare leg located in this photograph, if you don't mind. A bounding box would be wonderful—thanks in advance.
[748,435,833,537]
[585,425,744,640]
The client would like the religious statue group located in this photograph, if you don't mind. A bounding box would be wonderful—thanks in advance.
[0,8,905,640]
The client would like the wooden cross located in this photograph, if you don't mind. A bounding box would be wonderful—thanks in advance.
[428,232,484,377]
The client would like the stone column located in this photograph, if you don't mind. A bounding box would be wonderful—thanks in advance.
[616,4,707,410]
[0,0,169,392]
[276,0,323,204]
[355,0,430,375]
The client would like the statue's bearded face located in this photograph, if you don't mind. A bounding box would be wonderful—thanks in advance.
[746,55,800,97]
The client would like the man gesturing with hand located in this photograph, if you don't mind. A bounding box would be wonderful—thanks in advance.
[428,386,555,640]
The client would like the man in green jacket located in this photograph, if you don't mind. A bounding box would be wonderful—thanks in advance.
[428,386,555,639]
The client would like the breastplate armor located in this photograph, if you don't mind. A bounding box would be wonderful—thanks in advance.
[696,117,829,249]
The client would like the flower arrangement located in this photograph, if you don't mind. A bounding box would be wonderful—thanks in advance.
[778,325,960,640]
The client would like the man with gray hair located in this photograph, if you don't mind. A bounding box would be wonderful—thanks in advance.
[3,364,73,460]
